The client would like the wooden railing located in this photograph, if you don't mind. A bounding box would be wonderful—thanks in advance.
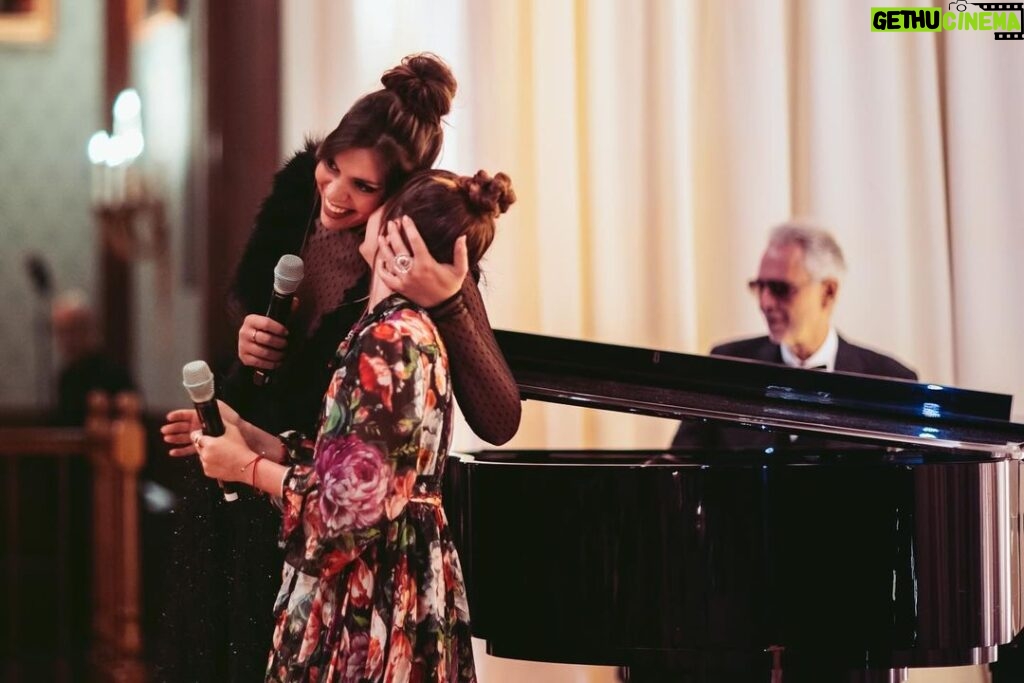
[0,391,145,683]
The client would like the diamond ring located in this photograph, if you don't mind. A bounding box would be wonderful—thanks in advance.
[394,254,413,274]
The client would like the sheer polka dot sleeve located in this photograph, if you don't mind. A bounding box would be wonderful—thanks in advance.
[430,277,521,445]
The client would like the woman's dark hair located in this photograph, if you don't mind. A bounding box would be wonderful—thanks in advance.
[381,169,516,276]
[317,53,457,195]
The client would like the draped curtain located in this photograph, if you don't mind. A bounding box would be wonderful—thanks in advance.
[282,1,1023,680]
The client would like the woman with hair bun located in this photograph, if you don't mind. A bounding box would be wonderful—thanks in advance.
[180,168,517,682]
[226,53,519,445]
[160,54,520,682]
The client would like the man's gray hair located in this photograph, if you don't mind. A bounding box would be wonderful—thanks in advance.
[768,221,846,282]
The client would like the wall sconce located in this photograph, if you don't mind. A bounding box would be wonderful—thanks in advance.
[87,88,167,263]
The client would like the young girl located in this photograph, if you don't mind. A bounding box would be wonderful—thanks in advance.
[173,168,515,682]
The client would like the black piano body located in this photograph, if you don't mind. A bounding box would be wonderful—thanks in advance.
[444,331,1024,682]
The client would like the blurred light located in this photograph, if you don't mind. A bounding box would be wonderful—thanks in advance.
[927,384,944,391]
[122,129,145,161]
[922,402,941,418]
[141,480,177,513]
[88,88,152,206]
[113,88,142,123]
[105,134,132,167]
[87,131,110,165]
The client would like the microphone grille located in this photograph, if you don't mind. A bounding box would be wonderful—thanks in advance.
[182,360,215,403]
[273,254,305,295]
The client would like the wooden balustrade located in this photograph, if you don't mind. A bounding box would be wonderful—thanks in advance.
[0,391,145,682]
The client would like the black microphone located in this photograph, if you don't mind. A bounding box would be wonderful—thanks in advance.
[253,254,305,387]
[182,360,238,502]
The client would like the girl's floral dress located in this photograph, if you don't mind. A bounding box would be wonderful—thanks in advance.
[266,294,476,683]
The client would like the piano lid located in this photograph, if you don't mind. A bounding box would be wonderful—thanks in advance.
[494,330,1024,454]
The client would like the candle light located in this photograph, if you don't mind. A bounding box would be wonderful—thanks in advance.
[87,131,110,205]
[87,89,149,209]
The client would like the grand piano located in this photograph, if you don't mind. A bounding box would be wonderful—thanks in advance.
[444,331,1024,682]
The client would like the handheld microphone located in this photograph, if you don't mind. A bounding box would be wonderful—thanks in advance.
[182,360,238,502]
[253,254,305,387]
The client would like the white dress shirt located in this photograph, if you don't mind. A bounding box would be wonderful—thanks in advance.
[780,326,839,372]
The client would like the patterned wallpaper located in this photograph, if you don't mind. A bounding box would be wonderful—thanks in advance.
[0,0,103,408]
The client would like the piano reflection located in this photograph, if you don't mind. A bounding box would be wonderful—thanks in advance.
[444,330,1024,683]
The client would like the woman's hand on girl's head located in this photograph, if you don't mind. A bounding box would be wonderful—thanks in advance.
[238,313,290,369]
[377,215,468,308]
[161,400,241,457]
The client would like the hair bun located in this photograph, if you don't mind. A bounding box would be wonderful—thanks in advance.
[380,53,457,124]
[459,170,516,217]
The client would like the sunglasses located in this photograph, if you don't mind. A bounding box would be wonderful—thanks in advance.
[747,279,811,300]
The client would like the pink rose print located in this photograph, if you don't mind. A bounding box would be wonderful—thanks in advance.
[316,435,390,532]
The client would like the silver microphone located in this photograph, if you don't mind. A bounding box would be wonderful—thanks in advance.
[182,360,238,502]
[253,255,305,387]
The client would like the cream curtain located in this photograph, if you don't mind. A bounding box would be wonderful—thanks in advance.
[282,0,1022,681]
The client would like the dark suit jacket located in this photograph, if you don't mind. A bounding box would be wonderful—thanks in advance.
[671,334,917,449]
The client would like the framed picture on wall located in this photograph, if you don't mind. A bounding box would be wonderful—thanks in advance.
[0,0,55,43]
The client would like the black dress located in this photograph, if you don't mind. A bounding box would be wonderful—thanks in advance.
[155,142,521,682]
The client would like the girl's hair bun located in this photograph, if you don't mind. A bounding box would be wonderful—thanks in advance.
[380,53,457,124]
[458,170,516,217]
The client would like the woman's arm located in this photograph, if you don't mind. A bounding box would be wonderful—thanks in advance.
[430,277,521,445]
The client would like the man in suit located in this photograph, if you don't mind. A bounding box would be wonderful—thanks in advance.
[672,221,916,448]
